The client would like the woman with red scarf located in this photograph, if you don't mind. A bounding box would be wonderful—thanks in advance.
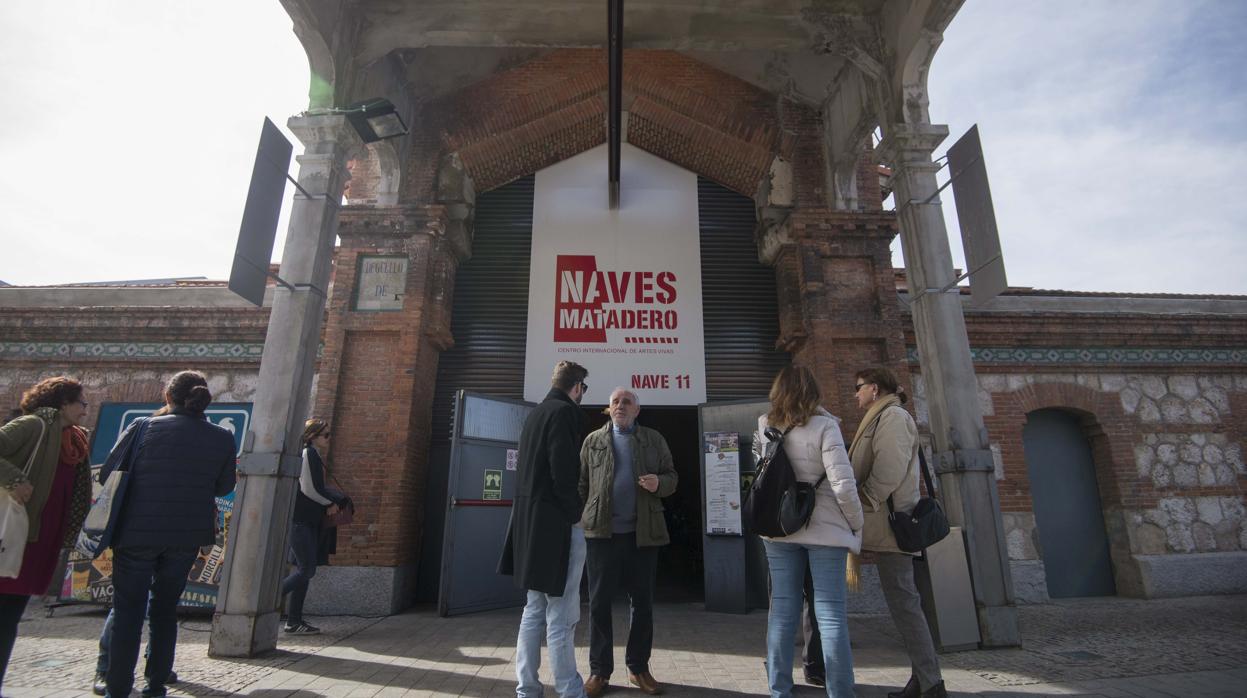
[0,376,92,691]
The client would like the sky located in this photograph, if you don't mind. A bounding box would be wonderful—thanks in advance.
[1,1,1244,295]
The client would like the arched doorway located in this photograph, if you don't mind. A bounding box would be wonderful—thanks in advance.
[1022,408,1116,598]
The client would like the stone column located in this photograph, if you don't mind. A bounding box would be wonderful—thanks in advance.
[877,123,1020,647]
[210,114,361,657]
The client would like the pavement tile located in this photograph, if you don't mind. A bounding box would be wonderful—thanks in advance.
[4,596,1247,696]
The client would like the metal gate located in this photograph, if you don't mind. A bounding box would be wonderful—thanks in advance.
[437,390,534,616]
[1022,408,1116,598]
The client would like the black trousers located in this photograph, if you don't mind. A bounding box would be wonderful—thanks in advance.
[280,523,321,626]
[0,593,30,691]
[586,532,659,678]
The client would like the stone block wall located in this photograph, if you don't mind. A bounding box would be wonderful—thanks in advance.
[910,365,1247,601]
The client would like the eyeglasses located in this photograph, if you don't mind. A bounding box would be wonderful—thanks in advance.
[579,382,589,392]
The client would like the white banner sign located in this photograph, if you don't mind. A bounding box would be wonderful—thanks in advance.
[524,144,707,405]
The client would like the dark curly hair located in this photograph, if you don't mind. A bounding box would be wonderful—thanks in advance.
[156,370,213,415]
[19,376,84,414]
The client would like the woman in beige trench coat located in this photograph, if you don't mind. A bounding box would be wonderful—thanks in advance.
[848,367,946,698]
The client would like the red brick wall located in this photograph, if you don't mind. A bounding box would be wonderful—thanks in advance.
[397,49,854,204]
[776,210,909,434]
[313,205,459,568]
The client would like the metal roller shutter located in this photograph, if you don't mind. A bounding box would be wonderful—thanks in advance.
[697,177,790,400]
[431,175,536,444]
[432,175,786,432]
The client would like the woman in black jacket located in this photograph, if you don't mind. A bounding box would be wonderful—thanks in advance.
[280,419,344,635]
[101,370,236,698]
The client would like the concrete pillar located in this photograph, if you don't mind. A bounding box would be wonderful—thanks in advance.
[877,123,1020,648]
[210,114,361,657]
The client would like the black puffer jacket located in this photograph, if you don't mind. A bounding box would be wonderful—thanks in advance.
[101,408,237,549]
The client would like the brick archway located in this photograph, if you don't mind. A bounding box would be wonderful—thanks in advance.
[1005,381,1144,507]
[991,379,1152,596]
[402,49,827,205]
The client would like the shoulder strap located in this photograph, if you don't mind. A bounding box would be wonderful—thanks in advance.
[917,445,936,495]
[324,461,347,493]
[21,417,48,476]
[887,443,936,513]
[118,418,150,473]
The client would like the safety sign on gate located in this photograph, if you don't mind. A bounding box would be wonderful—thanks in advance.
[483,469,503,500]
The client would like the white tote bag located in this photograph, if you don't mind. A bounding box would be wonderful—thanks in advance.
[0,417,46,578]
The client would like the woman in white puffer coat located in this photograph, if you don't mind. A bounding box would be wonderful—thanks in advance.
[756,365,863,698]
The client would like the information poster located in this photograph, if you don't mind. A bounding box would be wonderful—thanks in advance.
[61,402,250,607]
[523,144,707,406]
[703,432,743,535]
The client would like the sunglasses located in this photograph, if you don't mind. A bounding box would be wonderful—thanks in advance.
[853,383,870,393]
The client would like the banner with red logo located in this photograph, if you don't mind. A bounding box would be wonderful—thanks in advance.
[524,144,707,405]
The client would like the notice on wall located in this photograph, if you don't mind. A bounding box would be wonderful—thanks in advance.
[704,431,743,536]
[355,255,408,311]
[523,144,706,405]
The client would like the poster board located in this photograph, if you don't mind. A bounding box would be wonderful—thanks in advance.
[703,431,743,536]
[523,144,707,406]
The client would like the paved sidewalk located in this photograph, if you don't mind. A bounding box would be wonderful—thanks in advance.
[5,595,1246,696]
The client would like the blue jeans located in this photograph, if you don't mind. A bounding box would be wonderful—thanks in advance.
[96,606,153,676]
[105,546,198,698]
[764,540,853,698]
[516,527,587,698]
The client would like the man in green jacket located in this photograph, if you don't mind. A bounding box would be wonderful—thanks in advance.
[578,388,677,697]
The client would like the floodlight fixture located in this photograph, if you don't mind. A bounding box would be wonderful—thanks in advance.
[344,98,409,143]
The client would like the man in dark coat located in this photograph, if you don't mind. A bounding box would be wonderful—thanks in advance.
[499,361,589,698]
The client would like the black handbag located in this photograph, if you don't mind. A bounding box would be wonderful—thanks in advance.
[886,446,951,552]
[744,426,826,537]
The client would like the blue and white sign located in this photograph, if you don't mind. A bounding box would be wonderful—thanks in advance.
[89,402,252,465]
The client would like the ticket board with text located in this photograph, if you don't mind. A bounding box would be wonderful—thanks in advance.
[60,402,250,608]
[523,144,707,405]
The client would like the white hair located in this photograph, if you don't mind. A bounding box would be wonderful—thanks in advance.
[609,387,640,405]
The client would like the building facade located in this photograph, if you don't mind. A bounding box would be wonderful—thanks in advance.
[2,1,1244,616]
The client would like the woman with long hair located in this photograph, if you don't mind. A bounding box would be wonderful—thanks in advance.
[0,376,92,691]
[101,370,236,698]
[848,367,945,698]
[757,365,863,697]
[279,418,346,635]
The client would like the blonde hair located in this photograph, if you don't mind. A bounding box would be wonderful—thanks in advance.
[766,366,822,430]
[301,419,329,446]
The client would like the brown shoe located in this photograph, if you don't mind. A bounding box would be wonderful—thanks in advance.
[585,675,609,698]
[628,671,663,695]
